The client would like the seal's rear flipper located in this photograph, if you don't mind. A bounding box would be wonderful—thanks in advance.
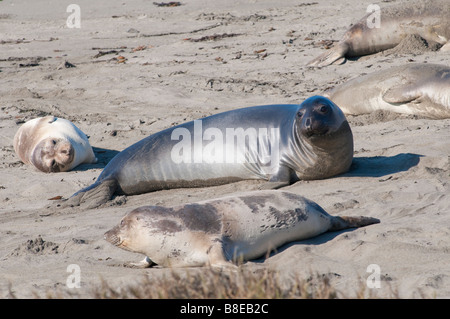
[306,43,348,67]
[330,215,380,231]
[62,179,118,209]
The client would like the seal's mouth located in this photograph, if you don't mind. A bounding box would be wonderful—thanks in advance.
[305,127,330,138]
[104,229,122,246]
[306,120,351,139]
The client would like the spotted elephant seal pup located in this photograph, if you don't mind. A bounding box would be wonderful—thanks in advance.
[307,0,450,67]
[64,96,353,209]
[13,116,97,172]
[324,63,450,119]
[104,190,380,268]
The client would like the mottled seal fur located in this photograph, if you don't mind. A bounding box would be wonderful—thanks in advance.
[104,190,380,268]
[307,0,450,67]
[13,116,97,172]
[324,63,450,119]
[64,96,353,208]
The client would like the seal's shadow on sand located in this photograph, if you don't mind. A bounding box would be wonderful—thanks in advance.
[75,147,120,171]
[251,229,355,264]
[344,152,422,177]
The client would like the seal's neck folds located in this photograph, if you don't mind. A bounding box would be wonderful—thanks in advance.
[287,120,353,180]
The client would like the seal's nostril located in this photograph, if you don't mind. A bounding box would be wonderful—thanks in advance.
[305,118,311,127]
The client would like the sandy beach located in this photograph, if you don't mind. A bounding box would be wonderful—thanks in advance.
[0,0,449,298]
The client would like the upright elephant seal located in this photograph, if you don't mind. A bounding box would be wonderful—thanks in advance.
[324,63,450,119]
[65,96,353,208]
[104,190,380,268]
[307,0,450,67]
[14,116,97,172]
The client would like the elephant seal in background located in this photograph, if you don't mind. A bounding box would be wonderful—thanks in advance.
[307,0,450,67]
[13,116,97,172]
[324,63,450,119]
[104,190,380,268]
[64,96,353,209]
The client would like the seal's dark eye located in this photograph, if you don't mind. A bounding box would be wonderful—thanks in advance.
[52,140,57,145]
[319,105,329,114]
[297,110,304,118]
[51,160,57,167]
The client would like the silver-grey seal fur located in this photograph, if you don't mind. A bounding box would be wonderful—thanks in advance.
[307,0,450,67]
[104,190,380,268]
[65,96,353,208]
[13,116,97,172]
[324,63,450,119]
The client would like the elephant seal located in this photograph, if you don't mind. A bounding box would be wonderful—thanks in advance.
[324,63,450,119]
[65,96,353,208]
[307,0,450,67]
[104,190,380,268]
[13,116,97,172]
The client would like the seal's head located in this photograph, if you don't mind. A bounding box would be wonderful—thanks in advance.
[105,209,143,252]
[297,95,350,140]
[31,137,74,172]
[294,95,353,178]
[104,206,174,256]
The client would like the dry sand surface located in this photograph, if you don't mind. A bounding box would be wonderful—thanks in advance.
[0,0,449,298]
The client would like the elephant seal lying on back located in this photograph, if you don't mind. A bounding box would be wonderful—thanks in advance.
[14,116,97,172]
[64,96,353,209]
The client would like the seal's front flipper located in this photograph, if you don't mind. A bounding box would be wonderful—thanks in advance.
[210,262,239,272]
[61,179,117,209]
[306,43,348,67]
[124,256,154,269]
[439,42,450,52]
[47,116,57,124]
[383,85,421,104]
[260,166,298,190]
[259,181,290,190]
[207,241,238,272]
